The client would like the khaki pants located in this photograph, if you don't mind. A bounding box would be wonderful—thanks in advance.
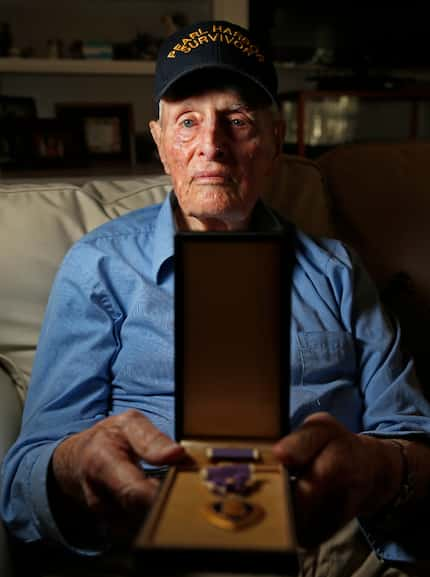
[299,519,429,577]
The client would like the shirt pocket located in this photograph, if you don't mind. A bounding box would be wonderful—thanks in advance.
[296,331,356,387]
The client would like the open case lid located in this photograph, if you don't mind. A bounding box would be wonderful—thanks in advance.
[175,230,292,443]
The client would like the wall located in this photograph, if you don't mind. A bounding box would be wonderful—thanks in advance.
[0,0,213,132]
[0,0,254,133]
[0,0,212,56]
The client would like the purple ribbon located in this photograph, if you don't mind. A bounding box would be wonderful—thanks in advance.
[208,447,259,461]
[204,464,252,494]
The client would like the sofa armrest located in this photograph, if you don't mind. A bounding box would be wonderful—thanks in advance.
[0,366,22,460]
[0,366,22,577]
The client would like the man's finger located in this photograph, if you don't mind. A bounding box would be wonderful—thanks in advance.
[116,409,186,465]
[272,412,345,469]
[83,456,160,513]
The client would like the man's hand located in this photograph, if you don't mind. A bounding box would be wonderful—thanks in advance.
[50,410,185,541]
[272,412,404,548]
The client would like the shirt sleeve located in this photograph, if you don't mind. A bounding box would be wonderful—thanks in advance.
[329,245,430,436]
[328,243,430,562]
[1,241,123,551]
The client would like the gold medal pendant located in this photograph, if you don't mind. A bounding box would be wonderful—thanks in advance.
[203,496,265,531]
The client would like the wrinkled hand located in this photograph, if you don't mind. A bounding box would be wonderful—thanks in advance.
[51,410,185,538]
[272,412,403,548]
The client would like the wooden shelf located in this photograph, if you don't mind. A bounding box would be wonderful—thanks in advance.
[280,88,430,156]
[4,58,430,83]
[0,57,156,76]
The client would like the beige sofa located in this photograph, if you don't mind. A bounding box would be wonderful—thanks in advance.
[0,154,331,576]
[317,141,430,393]
[2,141,429,575]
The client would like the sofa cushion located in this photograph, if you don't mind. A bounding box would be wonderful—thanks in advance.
[265,154,334,237]
[0,178,171,399]
[317,142,430,292]
[81,174,172,218]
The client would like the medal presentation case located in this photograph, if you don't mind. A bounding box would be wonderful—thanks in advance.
[134,232,298,575]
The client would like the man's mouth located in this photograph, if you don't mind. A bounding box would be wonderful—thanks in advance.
[192,171,232,184]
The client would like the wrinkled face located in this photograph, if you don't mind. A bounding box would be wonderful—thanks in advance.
[150,89,284,231]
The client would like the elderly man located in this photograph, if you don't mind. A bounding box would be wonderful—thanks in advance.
[2,20,430,577]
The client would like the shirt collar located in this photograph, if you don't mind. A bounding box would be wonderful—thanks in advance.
[249,199,284,232]
[152,192,177,283]
[151,194,283,283]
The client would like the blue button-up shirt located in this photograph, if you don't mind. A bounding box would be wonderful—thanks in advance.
[2,194,430,561]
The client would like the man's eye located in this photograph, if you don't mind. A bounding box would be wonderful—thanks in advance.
[181,118,195,128]
[230,117,246,127]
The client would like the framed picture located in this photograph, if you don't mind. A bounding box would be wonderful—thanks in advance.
[0,118,87,169]
[56,102,135,165]
[0,95,36,121]
[30,119,87,168]
[0,96,37,166]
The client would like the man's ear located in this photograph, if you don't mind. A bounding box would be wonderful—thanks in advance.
[149,119,171,175]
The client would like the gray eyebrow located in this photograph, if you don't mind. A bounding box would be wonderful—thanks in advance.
[228,103,252,112]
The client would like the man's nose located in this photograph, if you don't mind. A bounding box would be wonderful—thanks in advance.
[199,119,227,160]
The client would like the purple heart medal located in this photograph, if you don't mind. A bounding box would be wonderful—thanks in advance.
[201,461,265,530]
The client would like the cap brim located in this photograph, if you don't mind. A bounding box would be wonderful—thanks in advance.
[155,63,277,105]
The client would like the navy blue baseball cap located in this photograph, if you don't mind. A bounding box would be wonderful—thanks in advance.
[154,20,278,105]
